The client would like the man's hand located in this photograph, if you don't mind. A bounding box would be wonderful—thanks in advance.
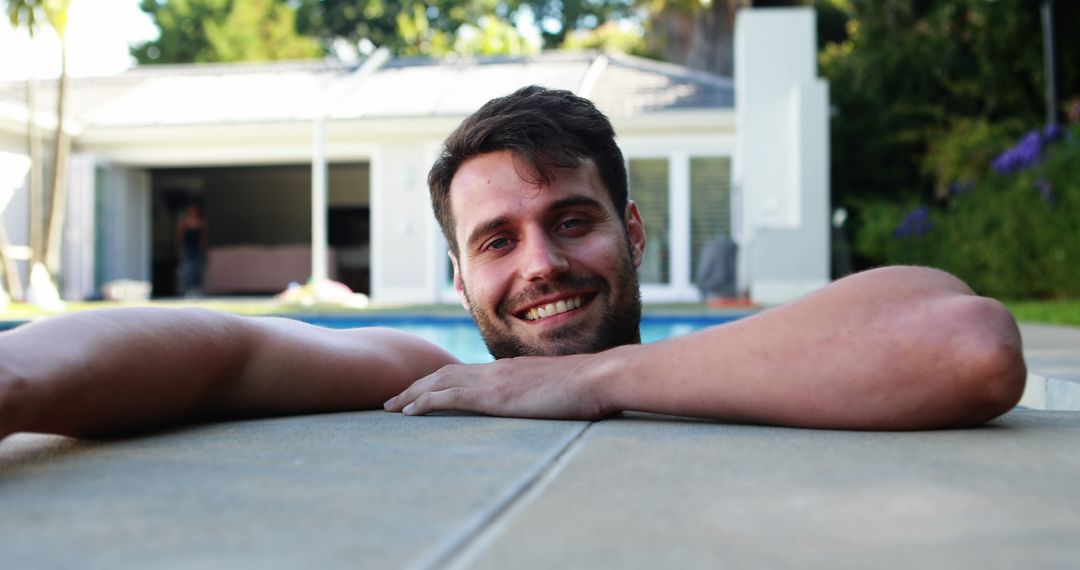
[383,354,614,420]
[390,267,1026,430]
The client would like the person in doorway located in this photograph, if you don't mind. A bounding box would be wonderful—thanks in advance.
[175,202,209,297]
[0,86,1026,442]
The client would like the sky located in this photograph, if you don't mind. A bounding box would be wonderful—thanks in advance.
[0,0,157,80]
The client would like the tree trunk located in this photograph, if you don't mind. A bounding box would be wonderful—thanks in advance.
[649,0,738,77]
[26,77,44,271]
[43,34,70,279]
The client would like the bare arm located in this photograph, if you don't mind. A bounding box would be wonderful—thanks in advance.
[387,267,1026,430]
[0,308,458,440]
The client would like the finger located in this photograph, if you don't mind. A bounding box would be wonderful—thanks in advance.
[384,366,456,412]
[402,387,470,416]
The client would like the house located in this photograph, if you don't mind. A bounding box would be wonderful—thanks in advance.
[0,7,828,306]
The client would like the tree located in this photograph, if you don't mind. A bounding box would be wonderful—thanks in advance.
[204,0,321,61]
[296,0,645,57]
[4,0,71,307]
[560,20,648,56]
[132,0,322,64]
[637,0,804,77]
[819,0,1080,274]
[822,0,1080,206]
[131,0,227,64]
[513,0,634,49]
[452,14,534,56]
[136,0,645,62]
[295,0,516,57]
[641,0,737,76]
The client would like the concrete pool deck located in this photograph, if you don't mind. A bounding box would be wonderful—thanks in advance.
[1,323,1078,568]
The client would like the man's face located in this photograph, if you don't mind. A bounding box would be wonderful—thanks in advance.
[448,150,646,359]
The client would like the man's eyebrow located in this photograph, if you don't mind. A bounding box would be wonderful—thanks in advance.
[548,195,608,212]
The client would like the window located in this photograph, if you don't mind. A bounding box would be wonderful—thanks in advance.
[628,158,669,284]
[689,157,732,284]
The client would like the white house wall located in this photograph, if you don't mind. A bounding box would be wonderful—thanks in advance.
[735,7,831,304]
[735,8,816,230]
[0,149,30,288]
[748,88,830,302]
[78,122,323,168]
[0,99,29,151]
[0,130,26,156]
[370,141,443,304]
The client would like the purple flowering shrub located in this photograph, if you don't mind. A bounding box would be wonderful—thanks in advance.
[991,124,1068,175]
[893,206,932,238]
[856,122,1080,298]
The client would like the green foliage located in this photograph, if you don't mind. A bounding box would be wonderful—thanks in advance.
[5,0,68,38]
[823,0,1080,301]
[299,0,451,56]
[513,0,633,49]
[133,0,640,62]
[812,0,850,49]
[296,0,636,56]
[204,0,321,62]
[133,0,227,64]
[561,21,647,55]
[5,0,43,36]
[296,0,508,56]
[133,0,323,64]
[821,0,1080,210]
[1005,299,1080,327]
[856,125,1080,299]
[452,15,533,57]
[921,118,1020,198]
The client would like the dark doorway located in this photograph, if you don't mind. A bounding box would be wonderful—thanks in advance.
[149,162,371,297]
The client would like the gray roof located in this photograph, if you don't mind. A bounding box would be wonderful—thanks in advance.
[0,51,734,130]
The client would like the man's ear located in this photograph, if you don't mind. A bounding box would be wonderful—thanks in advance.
[449,251,471,312]
[625,201,646,268]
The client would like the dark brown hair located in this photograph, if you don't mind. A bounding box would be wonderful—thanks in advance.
[428,85,628,254]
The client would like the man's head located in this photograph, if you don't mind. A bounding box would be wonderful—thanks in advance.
[428,86,645,359]
[429,86,629,257]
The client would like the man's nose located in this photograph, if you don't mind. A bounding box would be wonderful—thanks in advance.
[519,231,570,281]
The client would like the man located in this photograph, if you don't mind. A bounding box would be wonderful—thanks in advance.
[0,87,1025,441]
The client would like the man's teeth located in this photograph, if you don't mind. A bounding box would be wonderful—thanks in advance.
[524,296,584,321]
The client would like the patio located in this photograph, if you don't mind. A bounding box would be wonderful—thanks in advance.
[1,323,1077,568]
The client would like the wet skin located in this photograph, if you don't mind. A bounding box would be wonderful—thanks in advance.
[448,150,647,359]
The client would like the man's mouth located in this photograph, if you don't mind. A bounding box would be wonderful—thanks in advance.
[521,295,587,321]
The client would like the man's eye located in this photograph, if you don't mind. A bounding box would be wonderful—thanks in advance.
[557,218,587,232]
[486,238,511,251]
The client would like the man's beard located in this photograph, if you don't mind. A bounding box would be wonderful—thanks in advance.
[461,241,643,359]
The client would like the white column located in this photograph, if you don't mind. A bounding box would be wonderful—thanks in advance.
[62,153,96,300]
[735,7,830,303]
[311,115,328,284]
[669,152,691,294]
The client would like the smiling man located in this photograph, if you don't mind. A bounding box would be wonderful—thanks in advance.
[442,150,643,358]
[427,87,646,360]
[0,87,1026,441]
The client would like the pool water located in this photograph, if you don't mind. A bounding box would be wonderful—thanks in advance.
[294,314,745,363]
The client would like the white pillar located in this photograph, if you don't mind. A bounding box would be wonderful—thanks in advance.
[669,151,691,294]
[63,153,96,300]
[735,7,830,304]
[311,115,328,284]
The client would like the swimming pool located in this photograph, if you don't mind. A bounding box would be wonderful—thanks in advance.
[0,312,748,363]
[293,314,746,363]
